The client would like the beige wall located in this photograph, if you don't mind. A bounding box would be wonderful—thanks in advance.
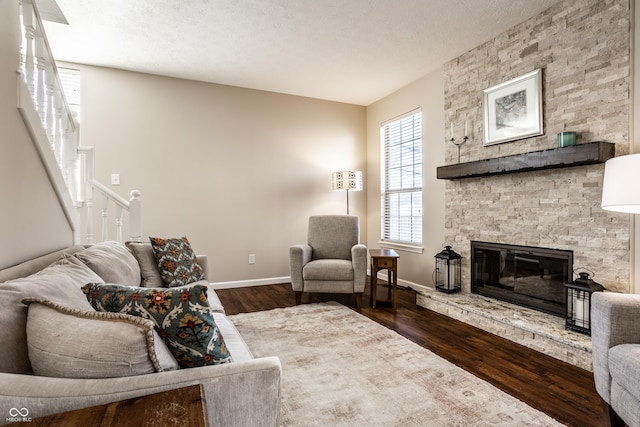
[74,64,366,284]
[366,69,446,290]
[0,1,73,270]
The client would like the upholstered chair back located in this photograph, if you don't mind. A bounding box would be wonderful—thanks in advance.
[308,215,359,261]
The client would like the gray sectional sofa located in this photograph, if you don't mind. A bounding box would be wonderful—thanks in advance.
[0,241,281,426]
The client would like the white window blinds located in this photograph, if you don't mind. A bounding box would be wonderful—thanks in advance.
[381,110,423,245]
[58,67,81,122]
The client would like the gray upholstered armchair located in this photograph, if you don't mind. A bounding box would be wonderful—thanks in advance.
[591,292,640,427]
[289,215,367,308]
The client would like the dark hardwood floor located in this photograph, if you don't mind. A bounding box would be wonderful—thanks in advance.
[217,282,607,427]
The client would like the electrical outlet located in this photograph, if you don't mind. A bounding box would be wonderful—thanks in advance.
[248,254,256,264]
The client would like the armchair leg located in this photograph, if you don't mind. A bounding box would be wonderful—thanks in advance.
[355,293,363,309]
[601,399,625,427]
[294,291,303,305]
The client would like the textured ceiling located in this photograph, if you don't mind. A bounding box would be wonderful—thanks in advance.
[41,0,560,106]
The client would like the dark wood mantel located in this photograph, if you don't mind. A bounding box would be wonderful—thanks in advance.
[436,141,615,180]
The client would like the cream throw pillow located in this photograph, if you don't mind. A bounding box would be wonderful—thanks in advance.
[24,298,179,378]
[0,255,102,374]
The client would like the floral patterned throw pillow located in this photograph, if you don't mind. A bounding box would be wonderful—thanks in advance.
[149,236,204,287]
[82,282,232,368]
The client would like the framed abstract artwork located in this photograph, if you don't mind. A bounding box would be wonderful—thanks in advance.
[483,69,543,146]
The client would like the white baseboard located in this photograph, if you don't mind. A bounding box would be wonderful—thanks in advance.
[210,276,291,289]
[210,274,433,294]
[375,271,432,294]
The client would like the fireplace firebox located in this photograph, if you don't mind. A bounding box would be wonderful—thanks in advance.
[471,241,573,317]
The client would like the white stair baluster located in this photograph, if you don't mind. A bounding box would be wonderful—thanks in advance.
[34,34,46,127]
[101,193,109,242]
[21,1,36,93]
[45,63,55,146]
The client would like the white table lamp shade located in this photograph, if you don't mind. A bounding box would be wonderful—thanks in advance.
[601,153,640,214]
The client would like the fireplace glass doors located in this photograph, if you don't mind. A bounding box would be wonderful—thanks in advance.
[471,241,573,317]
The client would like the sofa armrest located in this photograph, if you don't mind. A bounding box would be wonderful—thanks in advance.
[196,254,208,280]
[289,244,312,291]
[0,357,281,427]
[351,244,368,293]
[591,292,640,403]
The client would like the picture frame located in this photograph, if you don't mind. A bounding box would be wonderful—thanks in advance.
[483,69,543,146]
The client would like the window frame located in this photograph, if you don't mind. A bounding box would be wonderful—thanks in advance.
[379,109,424,253]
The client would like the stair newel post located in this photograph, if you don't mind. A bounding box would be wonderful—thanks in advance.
[115,204,123,243]
[101,194,109,242]
[81,146,95,244]
[85,184,94,244]
[63,115,79,204]
[129,190,142,243]
[68,119,81,204]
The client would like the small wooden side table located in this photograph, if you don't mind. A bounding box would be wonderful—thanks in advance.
[29,384,207,427]
[369,249,400,309]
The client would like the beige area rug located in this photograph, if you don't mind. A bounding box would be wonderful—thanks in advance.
[228,302,565,427]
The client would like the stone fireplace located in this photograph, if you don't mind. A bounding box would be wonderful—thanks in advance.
[415,0,632,371]
[442,0,631,295]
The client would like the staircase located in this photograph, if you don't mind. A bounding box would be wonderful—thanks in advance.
[17,0,141,244]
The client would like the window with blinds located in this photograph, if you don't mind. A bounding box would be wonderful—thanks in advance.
[58,67,81,122]
[381,110,422,246]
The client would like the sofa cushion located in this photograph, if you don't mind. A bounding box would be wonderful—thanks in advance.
[0,255,102,374]
[125,241,165,288]
[23,298,179,378]
[213,312,253,362]
[609,343,640,403]
[74,241,141,287]
[82,282,232,368]
[303,259,354,281]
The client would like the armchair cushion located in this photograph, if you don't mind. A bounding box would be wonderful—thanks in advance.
[308,215,359,260]
[303,259,354,281]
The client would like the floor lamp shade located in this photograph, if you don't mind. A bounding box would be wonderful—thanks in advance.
[332,171,363,215]
[601,153,640,214]
[332,171,363,191]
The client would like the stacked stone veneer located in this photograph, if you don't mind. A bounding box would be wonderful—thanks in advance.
[442,0,631,294]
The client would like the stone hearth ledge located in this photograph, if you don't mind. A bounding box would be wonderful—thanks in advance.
[416,289,593,371]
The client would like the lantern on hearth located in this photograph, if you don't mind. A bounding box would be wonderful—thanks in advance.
[565,270,605,336]
[435,244,462,293]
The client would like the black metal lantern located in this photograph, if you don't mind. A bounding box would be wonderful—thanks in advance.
[435,244,462,293]
[565,270,605,335]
